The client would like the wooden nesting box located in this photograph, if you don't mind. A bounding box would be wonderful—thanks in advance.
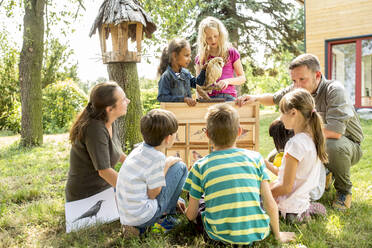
[160,102,260,169]
[99,22,143,63]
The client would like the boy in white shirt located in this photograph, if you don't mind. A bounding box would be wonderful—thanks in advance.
[116,109,187,236]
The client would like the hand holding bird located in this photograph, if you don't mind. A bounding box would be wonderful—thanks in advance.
[196,57,224,100]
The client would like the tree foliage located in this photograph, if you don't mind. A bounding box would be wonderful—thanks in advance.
[0,32,21,133]
[241,50,294,96]
[42,38,79,88]
[140,0,199,57]
[140,0,304,61]
[0,0,85,141]
[42,80,87,134]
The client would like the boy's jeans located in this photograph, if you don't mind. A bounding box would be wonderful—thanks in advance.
[137,161,188,229]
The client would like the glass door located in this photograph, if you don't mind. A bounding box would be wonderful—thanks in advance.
[328,36,372,108]
[361,39,372,107]
[331,42,356,104]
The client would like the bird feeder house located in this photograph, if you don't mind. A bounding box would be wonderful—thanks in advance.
[89,0,156,64]
[99,22,143,63]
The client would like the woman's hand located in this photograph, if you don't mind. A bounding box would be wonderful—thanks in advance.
[119,153,127,163]
[98,168,118,188]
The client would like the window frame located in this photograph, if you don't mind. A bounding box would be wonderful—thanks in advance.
[325,34,372,108]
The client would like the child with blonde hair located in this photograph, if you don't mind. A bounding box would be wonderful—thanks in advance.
[184,103,295,245]
[271,88,328,222]
[157,38,205,106]
[195,16,246,101]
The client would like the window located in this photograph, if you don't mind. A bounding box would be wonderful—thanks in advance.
[327,36,372,108]
[362,39,372,107]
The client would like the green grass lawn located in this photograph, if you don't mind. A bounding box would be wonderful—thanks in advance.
[1,109,371,248]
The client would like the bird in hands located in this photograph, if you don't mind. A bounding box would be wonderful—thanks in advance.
[73,200,104,223]
[196,57,224,100]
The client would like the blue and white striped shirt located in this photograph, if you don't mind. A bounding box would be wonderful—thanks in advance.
[116,142,166,226]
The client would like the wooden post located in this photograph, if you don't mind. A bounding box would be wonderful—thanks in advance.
[98,28,105,55]
[111,24,119,54]
[122,23,128,56]
[100,25,107,54]
[136,23,142,55]
[118,23,124,54]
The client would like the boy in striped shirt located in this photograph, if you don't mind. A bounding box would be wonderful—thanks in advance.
[116,109,188,237]
[183,103,295,245]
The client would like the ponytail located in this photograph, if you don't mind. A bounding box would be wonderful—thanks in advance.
[69,108,90,143]
[309,110,329,164]
[158,47,169,76]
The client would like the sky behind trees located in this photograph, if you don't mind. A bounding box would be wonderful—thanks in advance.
[0,0,158,82]
[1,0,301,82]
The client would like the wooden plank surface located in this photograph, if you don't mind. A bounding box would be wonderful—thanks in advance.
[160,102,257,123]
[305,0,372,72]
[161,102,260,168]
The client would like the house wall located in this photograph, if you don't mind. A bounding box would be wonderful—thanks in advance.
[305,0,372,73]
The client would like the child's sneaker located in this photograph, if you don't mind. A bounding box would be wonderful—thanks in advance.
[151,215,180,233]
[285,202,326,223]
[151,222,165,234]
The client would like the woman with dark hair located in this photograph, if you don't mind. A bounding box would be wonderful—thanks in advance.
[65,81,130,202]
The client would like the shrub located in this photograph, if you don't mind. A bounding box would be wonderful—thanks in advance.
[0,33,20,133]
[141,89,160,115]
[42,80,87,134]
[0,100,21,133]
[241,51,293,96]
[139,78,158,90]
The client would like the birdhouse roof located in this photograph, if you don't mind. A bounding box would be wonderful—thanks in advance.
[89,0,156,38]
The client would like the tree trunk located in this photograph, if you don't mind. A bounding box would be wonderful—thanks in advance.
[19,0,45,147]
[224,0,242,96]
[107,62,143,152]
[226,0,239,47]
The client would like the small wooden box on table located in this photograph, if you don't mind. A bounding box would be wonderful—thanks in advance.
[160,102,259,169]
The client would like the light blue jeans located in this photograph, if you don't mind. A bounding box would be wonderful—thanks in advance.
[137,161,188,228]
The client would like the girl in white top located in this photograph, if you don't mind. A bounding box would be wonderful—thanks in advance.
[269,88,328,222]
